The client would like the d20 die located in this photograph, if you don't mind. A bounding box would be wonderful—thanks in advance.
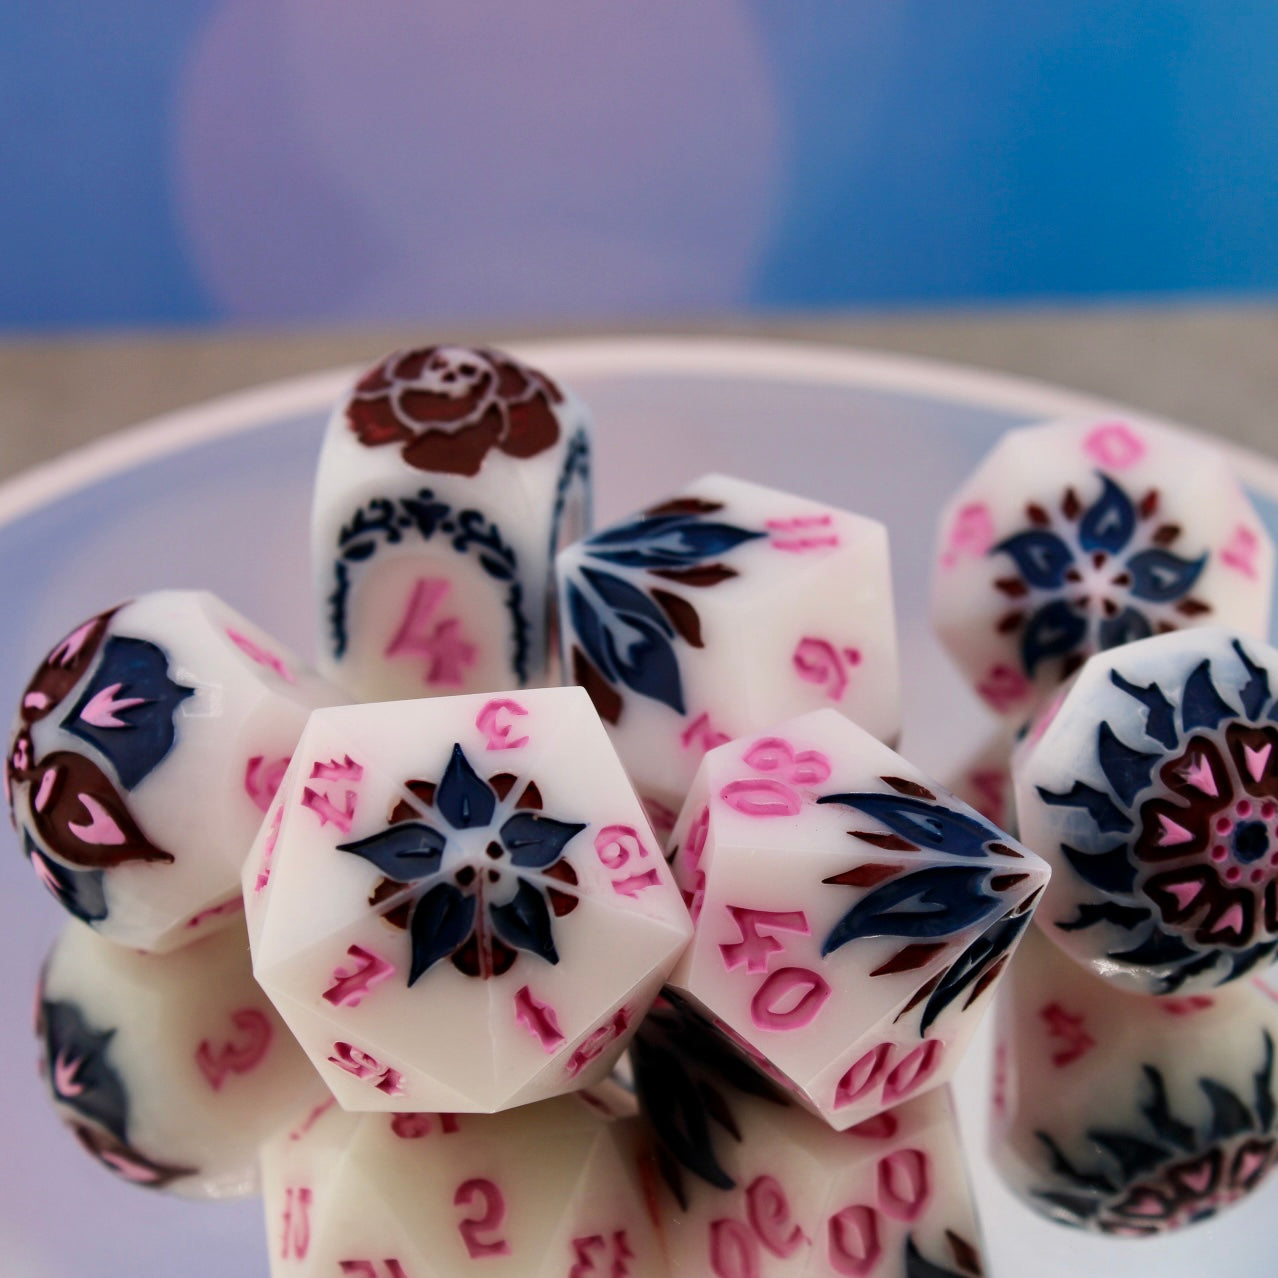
[991,924,1278,1236]
[1016,626,1278,996]
[259,1095,661,1278]
[557,473,900,821]
[665,708,1049,1129]
[244,687,692,1112]
[313,345,592,702]
[37,915,328,1199]
[7,591,341,952]
[932,416,1273,721]
[634,993,987,1278]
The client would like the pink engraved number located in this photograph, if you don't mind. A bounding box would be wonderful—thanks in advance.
[1222,524,1261,580]
[280,1185,312,1260]
[1083,421,1146,468]
[328,1042,405,1095]
[743,737,831,786]
[827,1205,881,1277]
[455,1179,512,1259]
[385,578,477,686]
[515,986,565,1052]
[301,755,363,834]
[709,1218,760,1278]
[569,1231,633,1278]
[323,945,395,1007]
[881,1038,943,1104]
[195,1009,272,1090]
[767,514,839,552]
[476,698,530,750]
[745,1175,805,1257]
[750,967,831,1031]
[876,1149,930,1222]
[565,1008,631,1078]
[244,755,291,813]
[391,1111,460,1139]
[227,627,296,682]
[254,806,284,894]
[681,712,731,753]
[720,907,810,974]
[976,664,1031,713]
[792,638,861,702]
[1040,1002,1095,1067]
[720,779,802,818]
[339,1264,409,1278]
[184,896,242,931]
[595,825,661,898]
[833,1043,893,1109]
[939,502,995,570]
[1162,995,1215,1015]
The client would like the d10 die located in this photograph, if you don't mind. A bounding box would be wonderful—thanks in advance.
[313,345,592,702]
[991,924,1278,1236]
[37,915,327,1199]
[244,687,692,1112]
[634,994,986,1278]
[1016,627,1278,996]
[665,708,1049,1129]
[7,591,341,952]
[932,416,1273,721]
[557,473,900,820]
[259,1094,661,1278]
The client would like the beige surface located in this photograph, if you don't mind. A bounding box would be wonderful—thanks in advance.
[1,304,1275,482]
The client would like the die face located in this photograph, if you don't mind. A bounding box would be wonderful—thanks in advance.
[992,925,1278,1236]
[1015,627,1278,995]
[7,591,340,952]
[634,996,986,1278]
[313,345,593,702]
[557,473,900,817]
[665,710,1049,1128]
[932,416,1274,720]
[37,916,328,1200]
[245,688,692,1112]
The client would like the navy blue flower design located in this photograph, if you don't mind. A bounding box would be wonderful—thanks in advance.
[992,474,1209,681]
[563,497,764,724]
[339,744,585,982]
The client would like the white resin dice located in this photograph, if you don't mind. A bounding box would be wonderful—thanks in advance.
[992,925,1278,1235]
[556,474,900,820]
[665,709,1050,1130]
[1016,627,1278,996]
[244,687,692,1112]
[932,416,1273,721]
[37,916,327,1199]
[259,1095,661,1278]
[6,591,341,952]
[635,994,986,1278]
[313,345,592,702]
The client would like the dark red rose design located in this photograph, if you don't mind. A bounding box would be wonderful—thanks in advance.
[346,345,564,477]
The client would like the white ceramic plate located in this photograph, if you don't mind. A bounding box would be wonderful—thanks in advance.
[2,338,1276,1277]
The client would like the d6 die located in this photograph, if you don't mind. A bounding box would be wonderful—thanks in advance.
[665,708,1049,1129]
[932,416,1273,721]
[557,473,900,820]
[244,687,692,1112]
[313,345,592,702]
[37,916,327,1199]
[7,591,341,952]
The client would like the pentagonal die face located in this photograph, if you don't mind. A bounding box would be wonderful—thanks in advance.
[1016,627,1278,996]
[556,473,900,826]
[312,345,592,703]
[991,925,1278,1236]
[932,416,1273,721]
[634,995,986,1278]
[260,1095,661,1278]
[665,709,1050,1129]
[7,591,341,952]
[245,687,692,1112]
[37,916,327,1200]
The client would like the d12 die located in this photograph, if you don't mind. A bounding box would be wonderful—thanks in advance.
[557,473,900,821]
[932,416,1273,721]
[313,345,592,702]
[7,591,341,952]
[244,687,692,1112]
[991,925,1278,1236]
[634,994,986,1278]
[665,708,1049,1129]
[1016,627,1278,995]
[37,915,328,1199]
[259,1094,660,1278]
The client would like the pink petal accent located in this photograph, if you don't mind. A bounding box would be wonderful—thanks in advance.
[53,1051,85,1097]
[79,683,146,729]
[1179,754,1218,797]
[1235,1147,1270,1184]
[1162,880,1204,911]
[1178,1162,1215,1194]
[1245,744,1273,784]
[97,1150,161,1183]
[33,768,57,813]
[1121,1189,1169,1217]
[51,620,98,665]
[67,795,126,846]
[22,691,50,712]
[31,852,60,896]
[1157,813,1195,847]
[1211,903,1247,938]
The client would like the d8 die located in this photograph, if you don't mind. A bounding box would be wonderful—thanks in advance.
[634,994,986,1278]
[665,708,1049,1129]
[313,345,592,702]
[1016,626,1278,995]
[259,1095,661,1278]
[7,591,341,952]
[991,924,1278,1236]
[37,916,327,1199]
[557,473,900,820]
[244,687,692,1112]
[932,416,1273,721]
